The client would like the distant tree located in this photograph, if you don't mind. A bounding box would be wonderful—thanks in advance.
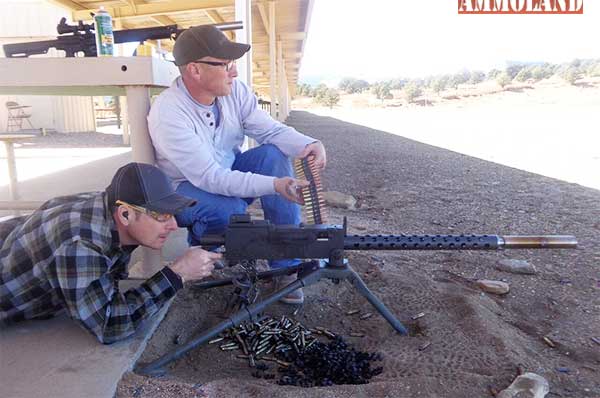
[506,64,525,79]
[322,88,340,108]
[339,77,369,94]
[303,85,314,97]
[562,66,580,85]
[312,83,328,99]
[411,78,426,88]
[351,79,370,93]
[496,72,512,88]
[371,82,393,103]
[430,76,448,94]
[487,69,501,80]
[296,83,313,96]
[338,77,355,92]
[389,78,407,90]
[404,81,422,103]
[448,71,469,89]
[469,70,486,84]
[548,63,561,76]
[459,69,472,84]
[530,66,545,81]
[581,59,600,77]
[305,83,314,96]
[370,84,378,95]
[515,68,532,82]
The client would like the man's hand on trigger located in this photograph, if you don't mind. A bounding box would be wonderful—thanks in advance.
[298,141,327,170]
[274,177,309,204]
[170,247,222,282]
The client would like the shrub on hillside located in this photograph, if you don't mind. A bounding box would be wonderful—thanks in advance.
[562,67,580,85]
[515,68,532,82]
[371,83,393,103]
[296,83,313,97]
[469,71,486,85]
[487,69,501,80]
[312,83,328,100]
[580,59,600,77]
[448,71,470,89]
[339,77,370,94]
[404,82,422,103]
[506,64,525,79]
[389,78,406,90]
[430,76,448,94]
[321,89,340,108]
[530,66,545,81]
[496,72,512,88]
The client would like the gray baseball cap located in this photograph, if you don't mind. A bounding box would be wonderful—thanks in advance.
[173,25,251,66]
[106,163,196,214]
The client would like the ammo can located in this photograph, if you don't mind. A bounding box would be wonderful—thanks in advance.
[94,7,114,56]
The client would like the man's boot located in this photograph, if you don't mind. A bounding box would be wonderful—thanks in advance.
[277,273,304,305]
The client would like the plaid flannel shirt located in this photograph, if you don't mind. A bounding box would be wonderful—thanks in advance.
[0,192,182,344]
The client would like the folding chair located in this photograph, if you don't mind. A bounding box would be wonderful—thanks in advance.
[6,101,34,132]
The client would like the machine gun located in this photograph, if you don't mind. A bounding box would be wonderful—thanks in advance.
[137,214,577,376]
[3,17,242,58]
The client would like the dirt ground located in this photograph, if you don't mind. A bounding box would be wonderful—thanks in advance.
[117,108,600,398]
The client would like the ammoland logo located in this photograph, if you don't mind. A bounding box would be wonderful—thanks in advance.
[458,0,583,14]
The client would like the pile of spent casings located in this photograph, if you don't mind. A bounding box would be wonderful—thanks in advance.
[276,336,383,387]
[213,315,383,387]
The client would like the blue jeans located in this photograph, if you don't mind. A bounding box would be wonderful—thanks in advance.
[175,144,300,269]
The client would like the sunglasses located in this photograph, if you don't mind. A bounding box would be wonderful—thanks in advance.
[192,60,236,71]
[116,200,173,223]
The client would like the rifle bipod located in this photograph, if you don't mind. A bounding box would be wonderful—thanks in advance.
[136,258,408,376]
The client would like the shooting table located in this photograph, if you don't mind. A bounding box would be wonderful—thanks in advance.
[0,57,179,272]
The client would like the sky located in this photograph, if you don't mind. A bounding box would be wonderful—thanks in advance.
[299,0,600,84]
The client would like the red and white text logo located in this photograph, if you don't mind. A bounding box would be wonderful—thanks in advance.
[458,0,583,14]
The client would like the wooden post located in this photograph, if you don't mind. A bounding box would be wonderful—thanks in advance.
[235,0,252,87]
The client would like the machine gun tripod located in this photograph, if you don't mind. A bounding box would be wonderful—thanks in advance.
[136,214,577,376]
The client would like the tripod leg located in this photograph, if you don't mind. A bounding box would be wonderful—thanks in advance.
[136,277,309,376]
[345,268,408,335]
[137,314,238,376]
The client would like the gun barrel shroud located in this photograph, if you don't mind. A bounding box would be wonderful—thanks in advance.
[199,217,577,262]
[343,234,577,250]
[201,233,577,251]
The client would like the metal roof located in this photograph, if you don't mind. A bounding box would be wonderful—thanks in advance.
[48,0,314,96]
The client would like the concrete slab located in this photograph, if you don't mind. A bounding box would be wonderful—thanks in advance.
[0,148,190,398]
[0,283,172,398]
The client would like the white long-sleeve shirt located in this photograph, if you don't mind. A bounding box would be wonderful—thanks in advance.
[148,77,315,198]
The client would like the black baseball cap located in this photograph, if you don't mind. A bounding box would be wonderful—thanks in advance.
[106,163,196,214]
[173,25,251,66]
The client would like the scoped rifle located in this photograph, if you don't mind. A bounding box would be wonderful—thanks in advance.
[3,17,242,58]
[137,214,577,376]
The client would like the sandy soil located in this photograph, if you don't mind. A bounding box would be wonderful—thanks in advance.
[117,87,600,398]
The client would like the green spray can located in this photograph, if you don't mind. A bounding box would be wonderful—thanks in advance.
[94,7,114,56]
